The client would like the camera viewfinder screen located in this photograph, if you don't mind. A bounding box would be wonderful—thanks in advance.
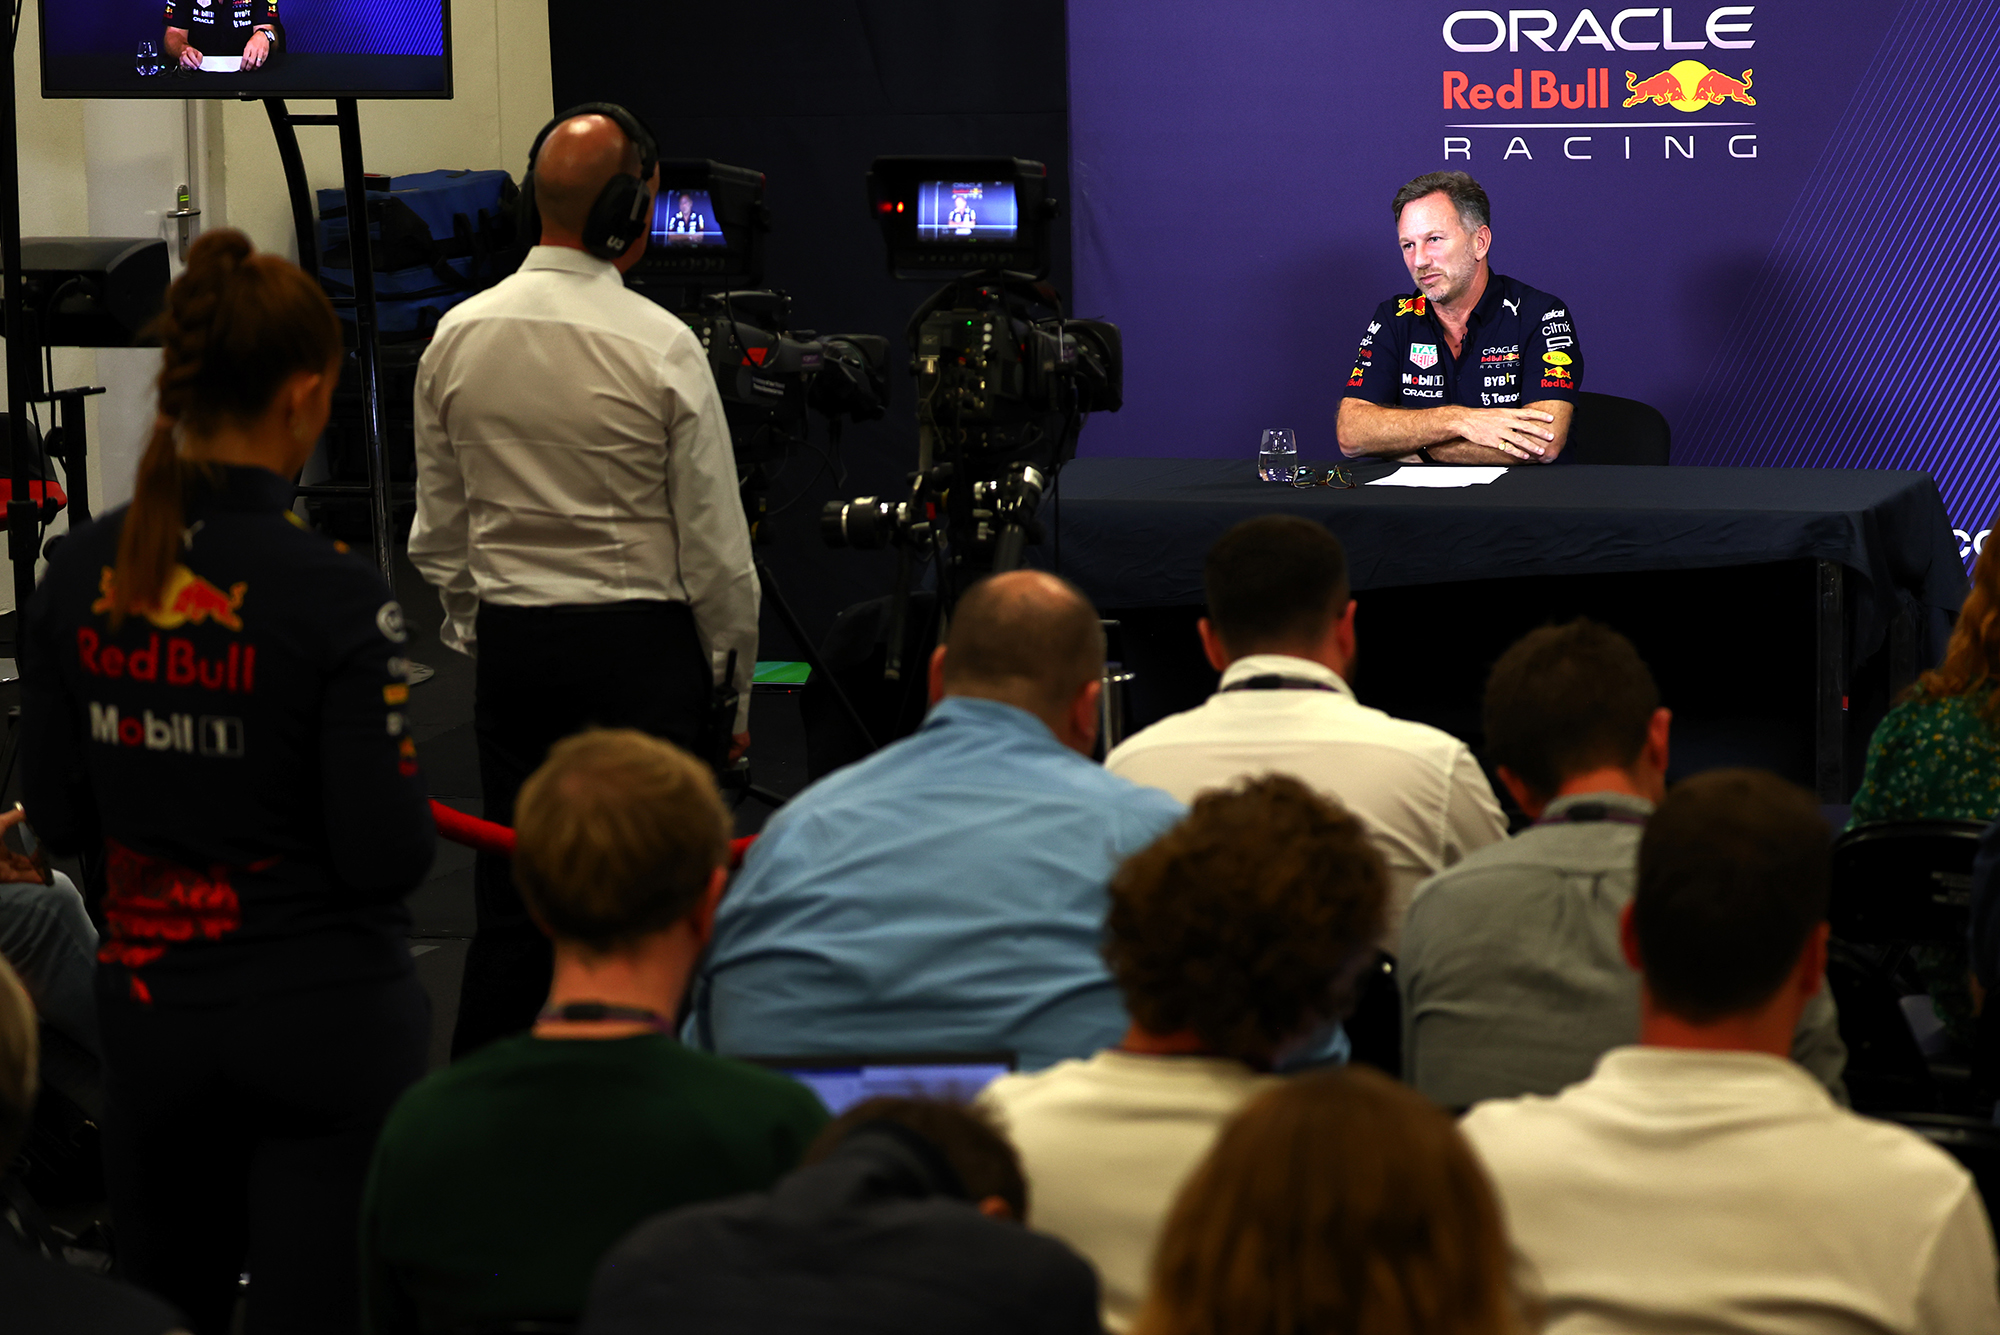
[916,181,1018,243]
[652,189,727,248]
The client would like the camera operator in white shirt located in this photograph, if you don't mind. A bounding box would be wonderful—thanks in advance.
[410,105,756,1058]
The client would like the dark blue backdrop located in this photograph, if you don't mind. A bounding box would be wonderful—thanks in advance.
[43,0,444,55]
[1068,0,1997,559]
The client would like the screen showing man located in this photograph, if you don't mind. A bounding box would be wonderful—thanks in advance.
[40,0,450,97]
[916,181,1018,242]
[650,189,726,248]
[165,0,277,70]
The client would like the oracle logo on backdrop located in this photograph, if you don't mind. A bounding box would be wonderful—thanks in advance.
[1955,529,1992,562]
[1439,7,1760,164]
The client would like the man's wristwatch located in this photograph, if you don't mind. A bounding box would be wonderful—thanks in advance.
[253,26,278,48]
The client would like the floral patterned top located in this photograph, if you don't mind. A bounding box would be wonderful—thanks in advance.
[1848,689,2000,828]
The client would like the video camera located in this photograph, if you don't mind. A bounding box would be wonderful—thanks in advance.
[822,157,1121,604]
[626,160,891,534]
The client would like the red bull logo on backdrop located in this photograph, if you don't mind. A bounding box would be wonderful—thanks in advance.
[1439,6,1759,162]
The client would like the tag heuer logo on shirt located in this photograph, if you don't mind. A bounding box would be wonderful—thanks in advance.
[1409,343,1439,370]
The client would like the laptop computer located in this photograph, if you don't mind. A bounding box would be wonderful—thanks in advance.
[745,1052,1017,1114]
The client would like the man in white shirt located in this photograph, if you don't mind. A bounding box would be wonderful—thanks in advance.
[1104,514,1506,948]
[410,107,756,1056]
[1462,769,2000,1335]
[980,773,1388,1332]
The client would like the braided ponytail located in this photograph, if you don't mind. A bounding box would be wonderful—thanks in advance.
[108,230,340,625]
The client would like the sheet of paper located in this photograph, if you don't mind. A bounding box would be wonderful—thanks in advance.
[199,55,244,73]
[1368,466,1508,489]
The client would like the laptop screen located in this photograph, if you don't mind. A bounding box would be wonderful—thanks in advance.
[748,1053,1016,1114]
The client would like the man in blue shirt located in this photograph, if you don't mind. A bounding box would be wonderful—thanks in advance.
[688,571,1186,1071]
[1338,170,1582,465]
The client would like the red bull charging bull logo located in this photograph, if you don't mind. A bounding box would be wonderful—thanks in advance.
[1624,62,1754,109]
[92,565,247,632]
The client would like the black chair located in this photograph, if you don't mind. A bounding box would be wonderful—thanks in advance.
[1828,821,1988,1113]
[1563,392,1670,465]
[1881,1112,2000,1222]
[1831,821,1986,944]
[1828,938,1938,1113]
[1343,951,1401,1078]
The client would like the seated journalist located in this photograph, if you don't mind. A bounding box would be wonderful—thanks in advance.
[0,954,188,1335]
[1133,1067,1530,1335]
[1338,170,1581,465]
[1400,620,1846,1109]
[1105,515,1505,950]
[1462,769,2000,1335]
[688,569,1186,1070]
[1848,523,2000,1044]
[0,806,104,1118]
[361,730,827,1333]
[580,1097,1102,1335]
[981,774,1389,1331]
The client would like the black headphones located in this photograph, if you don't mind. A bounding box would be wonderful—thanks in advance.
[519,102,660,262]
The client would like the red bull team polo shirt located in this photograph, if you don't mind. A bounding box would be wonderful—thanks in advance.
[1343,272,1583,415]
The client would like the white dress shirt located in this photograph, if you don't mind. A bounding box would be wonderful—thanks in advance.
[408,246,757,727]
[1103,654,1507,950]
[1462,1046,2000,1335]
[979,1050,1275,1332]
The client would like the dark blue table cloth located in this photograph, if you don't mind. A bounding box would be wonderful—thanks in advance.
[1050,459,1968,664]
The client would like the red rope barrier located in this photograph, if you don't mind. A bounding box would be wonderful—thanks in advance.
[428,800,758,868]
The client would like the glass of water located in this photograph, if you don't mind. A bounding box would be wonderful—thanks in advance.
[1258,428,1299,482]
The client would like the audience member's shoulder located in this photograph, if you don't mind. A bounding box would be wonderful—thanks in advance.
[669,1044,832,1122]
[979,1055,1095,1118]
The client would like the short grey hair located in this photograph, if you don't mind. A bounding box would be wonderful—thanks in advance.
[1392,171,1491,234]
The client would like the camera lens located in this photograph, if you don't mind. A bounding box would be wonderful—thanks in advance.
[820,497,894,550]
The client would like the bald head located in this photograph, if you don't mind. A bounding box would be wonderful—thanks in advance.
[943,571,1106,726]
[534,114,645,239]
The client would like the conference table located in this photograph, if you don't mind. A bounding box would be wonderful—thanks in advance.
[1049,458,1970,802]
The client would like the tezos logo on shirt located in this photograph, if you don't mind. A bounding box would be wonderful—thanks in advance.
[1409,343,1439,370]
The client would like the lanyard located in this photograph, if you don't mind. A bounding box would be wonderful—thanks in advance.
[536,1002,673,1031]
[1533,801,1650,829]
[1220,674,1341,694]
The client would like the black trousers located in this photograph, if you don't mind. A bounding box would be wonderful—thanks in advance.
[98,969,430,1335]
[453,599,712,1058]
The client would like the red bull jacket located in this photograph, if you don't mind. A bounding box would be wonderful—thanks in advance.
[22,464,435,1005]
[1343,271,1583,418]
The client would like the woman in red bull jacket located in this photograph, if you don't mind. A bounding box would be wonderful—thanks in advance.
[20,230,435,1334]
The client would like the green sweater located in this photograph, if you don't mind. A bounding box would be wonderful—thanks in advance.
[1849,690,2000,828]
[361,1033,827,1333]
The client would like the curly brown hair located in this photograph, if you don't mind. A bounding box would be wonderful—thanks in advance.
[1912,517,2000,727]
[1103,774,1388,1061]
[1134,1067,1532,1335]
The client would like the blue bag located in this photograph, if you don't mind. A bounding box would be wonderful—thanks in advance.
[315,169,520,339]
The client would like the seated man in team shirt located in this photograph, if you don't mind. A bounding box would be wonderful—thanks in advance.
[1338,170,1581,465]
[165,0,281,69]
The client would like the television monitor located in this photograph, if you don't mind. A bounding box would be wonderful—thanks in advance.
[747,1053,1015,1115]
[628,160,768,289]
[39,0,453,98]
[869,157,1052,279]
